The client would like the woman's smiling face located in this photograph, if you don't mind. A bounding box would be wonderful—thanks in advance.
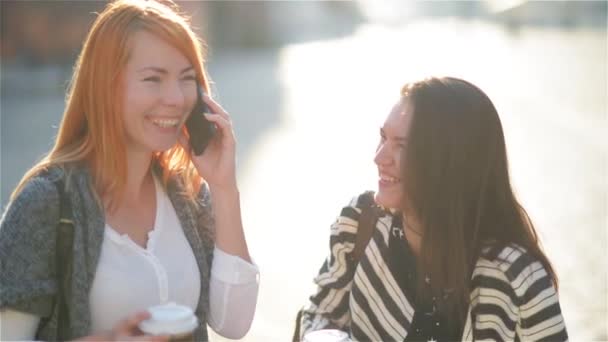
[121,30,197,155]
[373,98,413,210]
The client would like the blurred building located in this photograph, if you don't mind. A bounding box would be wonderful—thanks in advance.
[0,1,362,67]
[0,1,215,66]
[3,1,604,68]
[493,1,607,27]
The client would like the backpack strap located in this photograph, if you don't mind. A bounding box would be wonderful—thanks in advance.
[350,191,380,264]
[54,177,74,340]
[36,174,74,341]
[293,192,380,342]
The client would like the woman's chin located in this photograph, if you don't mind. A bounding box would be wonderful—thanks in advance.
[145,139,179,154]
[374,191,402,210]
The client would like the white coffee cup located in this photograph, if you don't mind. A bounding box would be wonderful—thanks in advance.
[302,329,351,342]
[139,302,198,341]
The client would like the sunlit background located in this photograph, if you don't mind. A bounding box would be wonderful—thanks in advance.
[1,1,606,341]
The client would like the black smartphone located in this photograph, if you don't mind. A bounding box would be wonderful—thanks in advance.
[185,85,216,155]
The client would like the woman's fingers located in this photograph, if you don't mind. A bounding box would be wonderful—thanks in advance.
[112,311,150,337]
[202,94,230,121]
[111,311,170,341]
[122,334,169,342]
[203,113,235,146]
[77,331,168,342]
[117,311,149,333]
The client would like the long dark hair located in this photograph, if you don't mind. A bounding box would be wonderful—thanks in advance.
[400,77,558,329]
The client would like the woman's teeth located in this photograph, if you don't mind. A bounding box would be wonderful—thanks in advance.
[151,118,179,128]
[380,175,400,183]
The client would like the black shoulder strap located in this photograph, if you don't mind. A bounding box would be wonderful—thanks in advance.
[34,171,74,341]
[51,178,75,341]
[350,191,380,263]
[293,192,380,342]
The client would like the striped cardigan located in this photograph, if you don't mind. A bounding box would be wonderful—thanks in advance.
[300,193,568,341]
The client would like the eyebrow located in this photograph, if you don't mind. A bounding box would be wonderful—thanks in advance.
[137,66,195,74]
[380,127,407,142]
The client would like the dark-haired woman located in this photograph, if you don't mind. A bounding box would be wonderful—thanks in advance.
[298,77,568,341]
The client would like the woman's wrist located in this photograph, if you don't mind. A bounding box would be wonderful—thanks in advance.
[207,180,239,197]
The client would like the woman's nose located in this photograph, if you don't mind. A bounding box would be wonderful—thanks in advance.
[162,81,186,107]
[374,143,392,166]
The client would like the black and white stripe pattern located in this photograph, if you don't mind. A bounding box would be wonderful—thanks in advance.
[300,193,568,342]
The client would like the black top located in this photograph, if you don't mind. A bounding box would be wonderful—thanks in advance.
[387,214,461,342]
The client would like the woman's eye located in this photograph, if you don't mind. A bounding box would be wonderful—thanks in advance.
[143,76,161,82]
[182,75,197,81]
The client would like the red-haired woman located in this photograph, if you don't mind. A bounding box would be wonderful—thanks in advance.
[0,1,258,341]
[298,77,568,341]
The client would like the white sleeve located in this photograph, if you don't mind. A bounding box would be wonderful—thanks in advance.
[207,247,259,339]
[0,308,40,341]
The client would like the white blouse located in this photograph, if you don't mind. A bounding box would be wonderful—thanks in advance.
[0,177,259,340]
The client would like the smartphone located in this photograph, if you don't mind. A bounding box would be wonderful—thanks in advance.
[185,84,216,155]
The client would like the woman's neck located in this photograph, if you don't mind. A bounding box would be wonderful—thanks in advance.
[402,211,424,258]
[121,148,154,204]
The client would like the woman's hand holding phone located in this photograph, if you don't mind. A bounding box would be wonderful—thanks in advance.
[185,86,215,155]
[181,88,237,192]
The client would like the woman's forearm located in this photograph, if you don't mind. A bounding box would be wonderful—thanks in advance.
[209,186,251,263]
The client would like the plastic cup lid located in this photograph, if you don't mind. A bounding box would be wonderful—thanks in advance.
[303,329,350,342]
[139,302,198,336]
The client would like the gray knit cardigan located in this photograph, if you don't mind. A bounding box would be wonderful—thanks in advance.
[0,164,216,341]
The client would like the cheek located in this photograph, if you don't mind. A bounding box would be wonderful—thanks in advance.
[119,84,135,125]
[122,96,143,122]
[129,86,161,116]
[395,149,403,172]
[123,82,144,113]
[183,82,197,111]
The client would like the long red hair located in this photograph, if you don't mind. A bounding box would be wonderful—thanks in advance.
[12,0,209,207]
